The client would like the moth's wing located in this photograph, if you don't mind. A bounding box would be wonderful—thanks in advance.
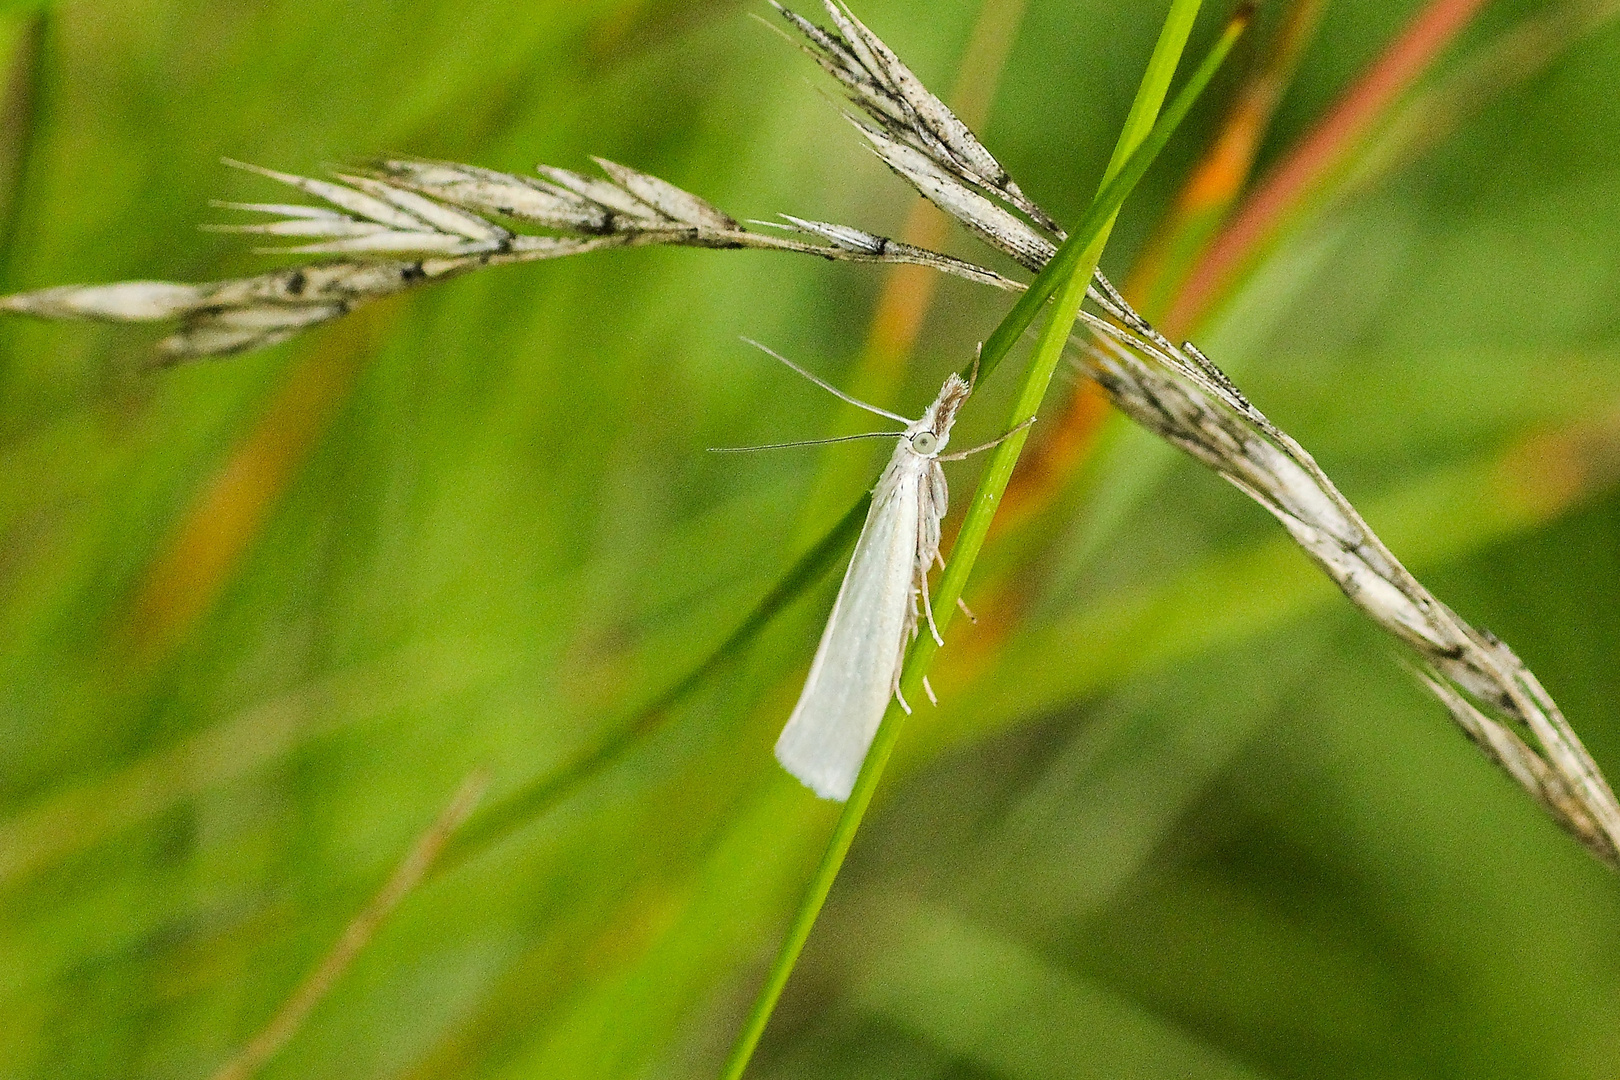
[776,467,922,801]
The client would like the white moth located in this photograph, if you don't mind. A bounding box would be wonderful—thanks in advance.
[719,341,1019,801]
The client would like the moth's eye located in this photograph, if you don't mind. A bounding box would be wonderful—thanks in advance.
[911,432,938,455]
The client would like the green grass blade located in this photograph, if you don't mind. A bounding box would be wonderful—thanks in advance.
[716,5,1250,1077]
[438,493,872,871]
[972,6,1252,384]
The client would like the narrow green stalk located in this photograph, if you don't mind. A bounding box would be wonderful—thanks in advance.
[924,8,1248,651]
[717,5,1248,1078]
[973,5,1251,384]
[1114,0,1210,174]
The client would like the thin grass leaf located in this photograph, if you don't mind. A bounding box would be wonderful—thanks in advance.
[772,0,1058,231]
[535,162,666,222]
[853,119,1056,271]
[0,157,1019,360]
[591,156,739,231]
[0,280,212,320]
[209,165,514,255]
[1078,312,1620,867]
[203,219,396,239]
[332,172,510,241]
[260,233,502,256]
[368,158,613,231]
[208,773,489,1080]
[1418,668,1619,864]
[221,158,437,233]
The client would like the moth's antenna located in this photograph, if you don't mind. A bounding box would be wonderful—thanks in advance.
[708,431,904,453]
[740,337,909,423]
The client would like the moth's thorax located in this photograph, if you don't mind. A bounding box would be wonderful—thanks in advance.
[903,373,971,458]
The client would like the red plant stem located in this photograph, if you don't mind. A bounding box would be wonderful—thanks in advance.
[1168,0,1490,331]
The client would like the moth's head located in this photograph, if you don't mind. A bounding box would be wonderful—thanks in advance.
[907,373,971,456]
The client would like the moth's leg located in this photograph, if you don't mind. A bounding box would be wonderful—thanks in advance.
[939,415,1037,461]
[922,674,938,706]
[919,569,943,647]
[927,461,948,535]
[902,577,920,648]
[917,529,944,647]
[917,471,944,646]
[891,633,914,716]
[956,596,977,623]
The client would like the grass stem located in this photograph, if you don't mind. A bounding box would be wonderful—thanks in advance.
[715,5,1250,1077]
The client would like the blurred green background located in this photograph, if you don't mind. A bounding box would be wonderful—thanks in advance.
[1,0,1618,1078]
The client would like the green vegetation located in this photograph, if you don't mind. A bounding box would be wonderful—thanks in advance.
[0,1,1617,1078]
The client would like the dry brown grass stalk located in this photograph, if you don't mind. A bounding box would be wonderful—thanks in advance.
[208,771,489,1080]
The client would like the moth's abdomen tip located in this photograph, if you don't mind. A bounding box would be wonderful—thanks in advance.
[775,742,856,802]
